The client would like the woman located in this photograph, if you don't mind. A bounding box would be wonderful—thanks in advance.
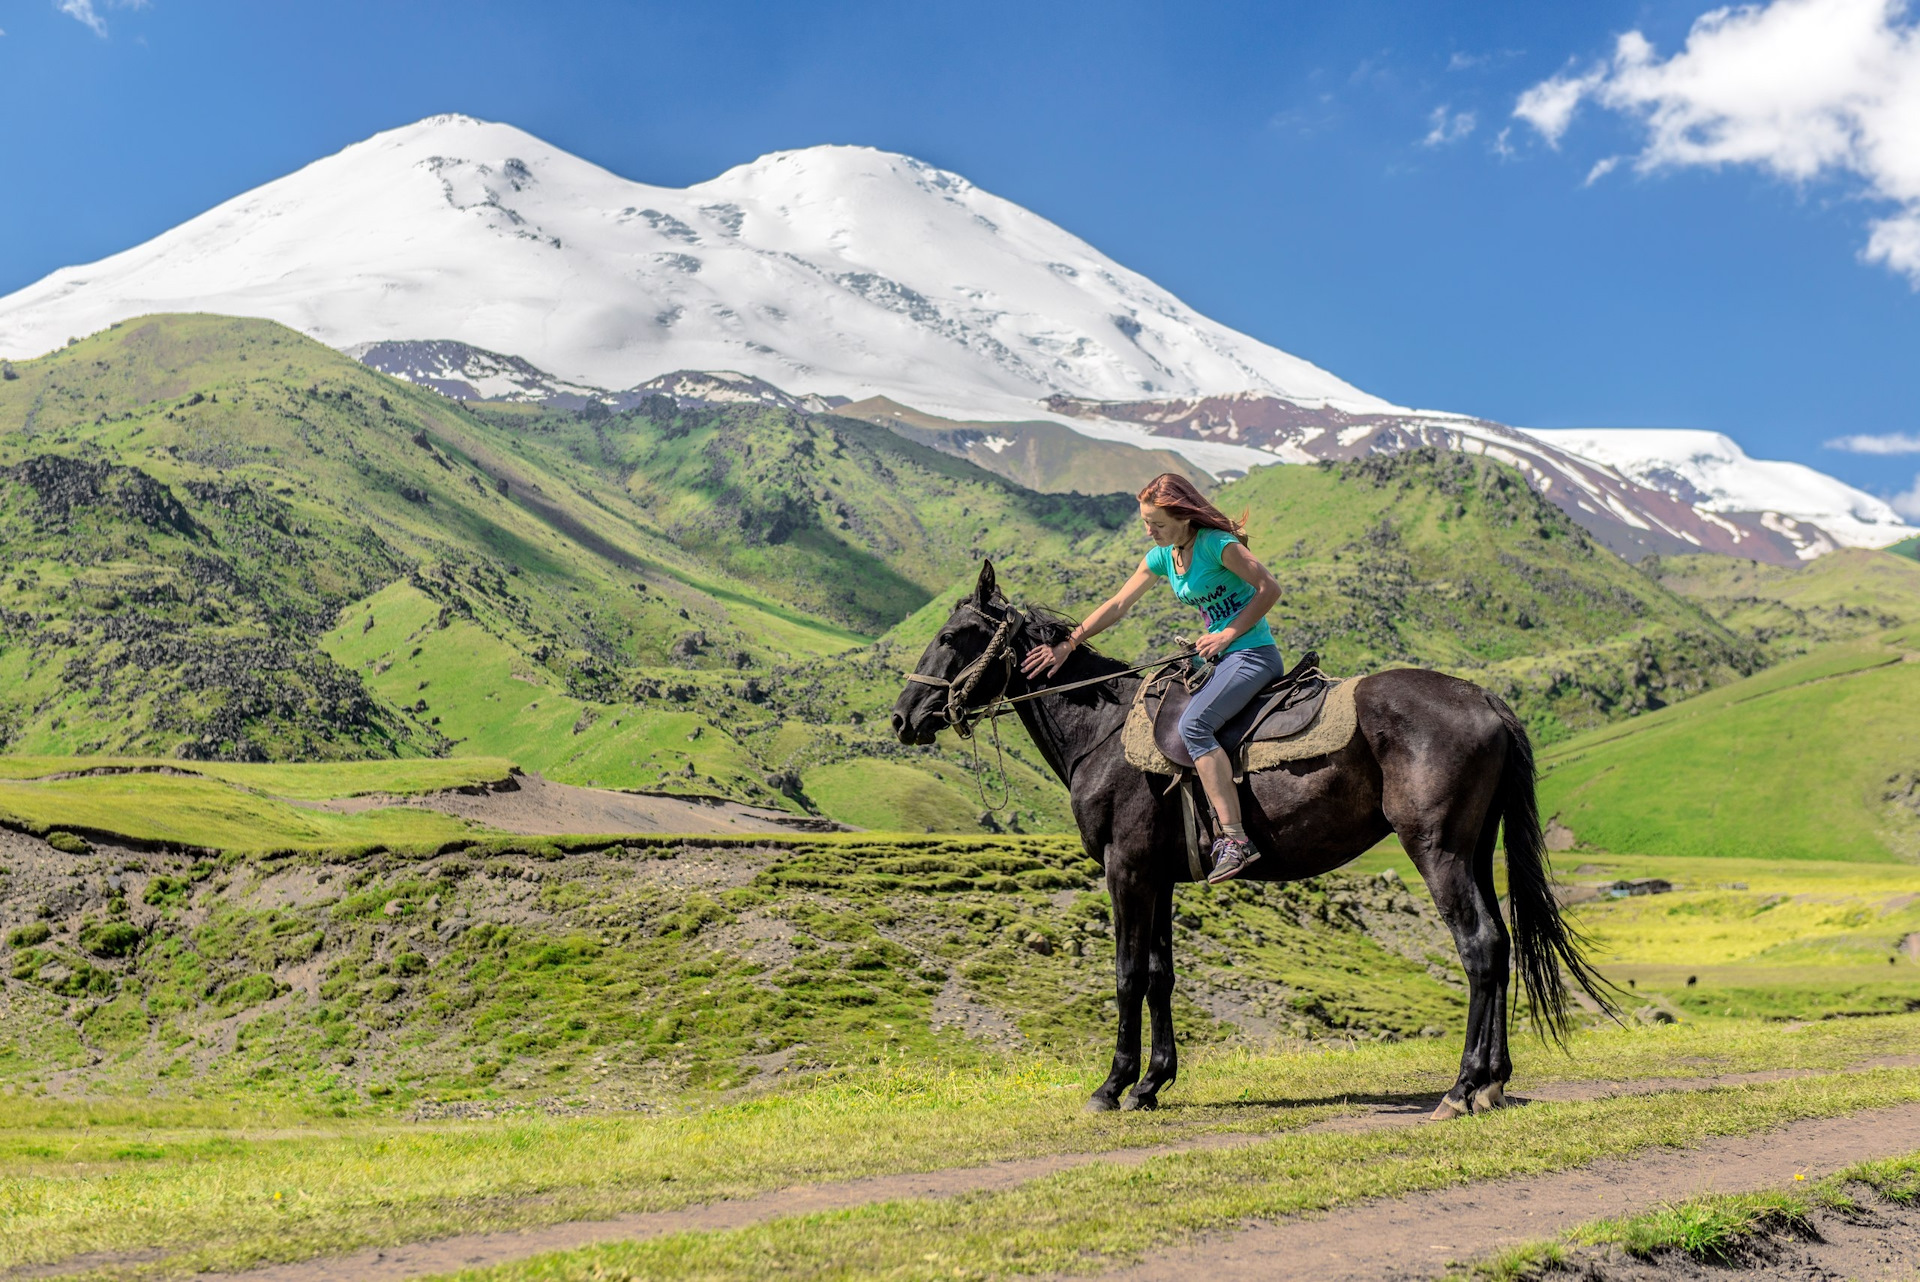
[1021,473,1283,882]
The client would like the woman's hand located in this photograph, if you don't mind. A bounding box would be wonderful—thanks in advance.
[1021,637,1076,679]
[1194,629,1236,662]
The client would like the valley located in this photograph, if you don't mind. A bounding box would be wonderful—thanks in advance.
[4,317,1919,1281]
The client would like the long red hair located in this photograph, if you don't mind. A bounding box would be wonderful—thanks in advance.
[1137,473,1251,551]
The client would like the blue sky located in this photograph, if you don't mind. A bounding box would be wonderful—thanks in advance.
[3,0,1916,499]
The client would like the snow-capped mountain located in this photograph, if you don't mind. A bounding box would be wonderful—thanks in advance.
[1048,392,1918,562]
[0,113,1382,423]
[1524,429,1914,555]
[3,112,1911,563]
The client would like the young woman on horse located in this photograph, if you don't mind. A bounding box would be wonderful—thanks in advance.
[1020,472,1282,883]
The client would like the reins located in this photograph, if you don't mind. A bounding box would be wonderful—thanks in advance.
[904,599,1198,811]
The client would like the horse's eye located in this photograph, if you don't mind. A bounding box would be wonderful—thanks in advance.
[937,633,955,647]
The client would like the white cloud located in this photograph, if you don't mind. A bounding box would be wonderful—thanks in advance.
[1423,105,1478,146]
[1513,0,1920,283]
[1864,208,1920,275]
[57,0,106,35]
[56,0,147,36]
[1448,52,1485,71]
[1492,126,1516,158]
[1893,472,1920,518]
[1826,430,1920,452]
[1586,155,1623,184]
[1514,63,1607,145]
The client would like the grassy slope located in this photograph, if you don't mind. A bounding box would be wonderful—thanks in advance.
[490,399,1136,635]
[1563,851,1920,1020]
[0,314,1850,833]
[880,450,1755,746]
[1642,547,1920,662]
[0,774,483,851]
[0,316,857,773]
[1538,630,1920,862]
[0,834,1463,1107]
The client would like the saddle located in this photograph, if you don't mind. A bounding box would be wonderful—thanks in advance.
[1144,650,1332,771]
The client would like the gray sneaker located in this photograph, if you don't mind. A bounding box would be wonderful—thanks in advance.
[1206,836,1260,884]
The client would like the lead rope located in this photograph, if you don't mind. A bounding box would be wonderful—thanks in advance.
[971,705,1014,813]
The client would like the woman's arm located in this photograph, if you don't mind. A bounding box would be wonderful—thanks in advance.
[1020,559,1159,679]
[1193,542,1281,661]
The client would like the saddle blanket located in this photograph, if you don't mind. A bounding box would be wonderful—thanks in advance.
[1122,674,1362,777]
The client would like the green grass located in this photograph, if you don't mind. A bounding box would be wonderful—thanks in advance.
[1462,1147,1920,1278]
[1539,631,1920,861]
[318,581,787,804]
[0,318,1796,831]
[1643,547,1920,661]
[439,1069,1920,1282]
[801,760,992,833]
[1558,852,1920,1021]
[6,1020,1920,1281]
[0,755,514,797]
[0,833,1468,1106]
[0,773,483,850]
[1888,534,1919,562]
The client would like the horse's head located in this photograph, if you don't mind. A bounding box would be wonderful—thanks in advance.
[892,561,1022,744]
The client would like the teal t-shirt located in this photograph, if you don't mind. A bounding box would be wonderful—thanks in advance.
[1145,527,1274,654]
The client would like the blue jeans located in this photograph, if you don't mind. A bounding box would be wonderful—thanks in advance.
[1178,644,1287,761]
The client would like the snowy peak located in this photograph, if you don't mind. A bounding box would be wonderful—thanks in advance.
[349,339,606,408]
[624,369,846,414]
[1054,391,1918,564]
[0,114,1388,420]
[1523,429,1915,553]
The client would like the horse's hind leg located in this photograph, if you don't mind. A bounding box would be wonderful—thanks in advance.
[1407,807,1512,1120]
[1125,880,1178,1110]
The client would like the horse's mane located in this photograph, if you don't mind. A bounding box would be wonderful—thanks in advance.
[1016,603,1130,704]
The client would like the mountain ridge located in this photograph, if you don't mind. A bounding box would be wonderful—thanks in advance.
[3,111,1908,563]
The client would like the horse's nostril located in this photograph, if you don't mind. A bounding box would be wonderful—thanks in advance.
[890,711,905,733]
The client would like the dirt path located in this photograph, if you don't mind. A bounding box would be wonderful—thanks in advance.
[28,1063,1920,1282]
[1102,1103,1920,1281]
[173,1130,1271,1282]
[287,772,844,836]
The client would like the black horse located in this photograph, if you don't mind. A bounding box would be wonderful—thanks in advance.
[892,562,1612,1118]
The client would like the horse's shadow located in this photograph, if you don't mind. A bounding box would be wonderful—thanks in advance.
[1161,1089,1539,1116]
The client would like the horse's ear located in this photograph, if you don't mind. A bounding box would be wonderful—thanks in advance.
[973,559,997,607]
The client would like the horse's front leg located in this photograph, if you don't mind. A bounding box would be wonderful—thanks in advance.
[1089,864,1156,1112]
[1124,879,1179,1110]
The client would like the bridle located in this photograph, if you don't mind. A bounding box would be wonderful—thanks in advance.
[901,596,1201,811]
[902,598,1025,739]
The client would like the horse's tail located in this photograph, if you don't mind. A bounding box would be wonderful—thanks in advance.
[1487,692,1619,1042]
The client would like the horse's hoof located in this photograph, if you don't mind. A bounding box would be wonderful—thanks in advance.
[1471,1083,1509,1113]
[1086,1095,1121,1113]
[1121,1093,1158,1112]
[1429,1095,1469,1121]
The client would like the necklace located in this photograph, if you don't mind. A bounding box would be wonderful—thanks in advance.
[1172,530,1196,574]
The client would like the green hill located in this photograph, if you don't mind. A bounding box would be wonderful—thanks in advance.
[1639,548,1920,663]
[0,314,1780,831]
[1538,630,1920,862]
[482,397,1134,635]
[878,450,1755,744]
